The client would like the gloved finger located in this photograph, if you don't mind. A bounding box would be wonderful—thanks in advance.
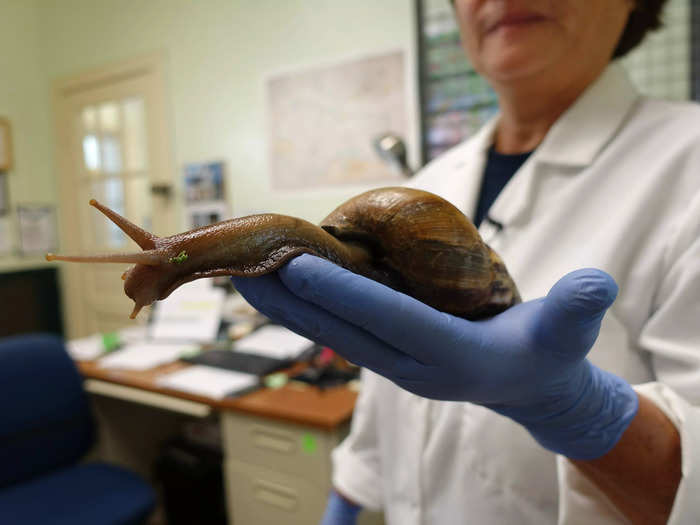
[278,254,478,365]
[536,268,618,360]
[232,274,320,342]
[232,274,424,378]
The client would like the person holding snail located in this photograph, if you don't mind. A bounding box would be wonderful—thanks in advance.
[56,0,682,523]
[44,0,698,523]
[233,0,700,523]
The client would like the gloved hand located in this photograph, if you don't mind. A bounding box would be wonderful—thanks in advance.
[233,254,639,460]
[319,490,362,525]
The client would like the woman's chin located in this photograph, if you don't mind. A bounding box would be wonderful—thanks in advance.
[479,49,558,86]
[477,29,563,85]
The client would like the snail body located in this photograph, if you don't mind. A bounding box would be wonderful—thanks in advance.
[47,187,520,319]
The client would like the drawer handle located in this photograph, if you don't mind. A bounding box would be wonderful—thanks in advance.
[254,479,298,511]
[251,426,296,453]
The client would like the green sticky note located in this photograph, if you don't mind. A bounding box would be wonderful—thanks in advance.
[264,373,288,389]
[180,347,201,359]
[301,433,317,455]
[101,332,120,352]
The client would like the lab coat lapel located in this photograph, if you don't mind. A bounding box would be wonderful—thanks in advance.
[409,117,498,219]
[485,64,641,230]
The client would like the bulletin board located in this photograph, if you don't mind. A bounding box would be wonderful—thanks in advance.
[623,0,693,101]
[415,0,498,165]
[415,0,699,168]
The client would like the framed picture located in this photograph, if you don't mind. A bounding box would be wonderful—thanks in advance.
[183,161,230,228]
[184,161,225,204]
[0,118,13,172]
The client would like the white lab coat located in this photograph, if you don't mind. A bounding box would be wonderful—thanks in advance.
[331,64,700,524]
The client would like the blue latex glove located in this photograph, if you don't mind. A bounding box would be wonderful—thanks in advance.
[233,254,639,460]
[319,490,362,525]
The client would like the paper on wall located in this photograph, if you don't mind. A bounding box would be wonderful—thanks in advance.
[17,204,56,254]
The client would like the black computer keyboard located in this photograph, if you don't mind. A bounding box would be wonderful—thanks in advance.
[182,350,294,376]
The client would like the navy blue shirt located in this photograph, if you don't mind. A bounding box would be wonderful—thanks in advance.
[473,147,533,227]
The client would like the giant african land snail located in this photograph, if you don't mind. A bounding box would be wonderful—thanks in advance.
[47,187,520,320]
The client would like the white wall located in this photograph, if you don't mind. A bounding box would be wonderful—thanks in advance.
[0,0,55,271]
[37,0,418,226]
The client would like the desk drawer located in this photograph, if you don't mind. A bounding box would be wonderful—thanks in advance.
[222,412,345,481]
[225,458,328,525]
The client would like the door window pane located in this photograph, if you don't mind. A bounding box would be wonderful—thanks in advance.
[101,135,123,174]
[123,97,148,171]
[91,177,126,247]
[125,175,152,236]
[99,102,120,133]
[82,134,101,172]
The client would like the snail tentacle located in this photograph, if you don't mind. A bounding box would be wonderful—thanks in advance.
[90,199,159,250]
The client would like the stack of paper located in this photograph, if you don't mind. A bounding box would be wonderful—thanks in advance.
[234,325,314,359]
[157,365,259,399]
[98,342,199,371]
[66,334,106,361]
[149,283,225,342]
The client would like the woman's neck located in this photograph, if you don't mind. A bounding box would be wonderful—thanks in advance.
[491,68,601,154]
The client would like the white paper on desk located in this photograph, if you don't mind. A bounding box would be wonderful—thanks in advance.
[234,325,314,359]
[98,342,198,371]
[66,334,105,361]
[118,325,149,344]
[157,365,259,399]
[149,283,225,342]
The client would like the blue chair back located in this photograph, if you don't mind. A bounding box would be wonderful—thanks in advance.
[0,334,94,487]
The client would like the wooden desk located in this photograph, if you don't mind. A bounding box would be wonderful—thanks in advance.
[76,358,358,525]
[77,360,357,429]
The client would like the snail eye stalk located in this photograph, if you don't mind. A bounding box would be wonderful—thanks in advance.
[89,199,159,250]
[45,199,167,266]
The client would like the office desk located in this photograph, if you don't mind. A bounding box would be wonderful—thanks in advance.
[76,358,358,525]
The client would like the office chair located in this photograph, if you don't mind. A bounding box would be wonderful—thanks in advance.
[0,334,155,524]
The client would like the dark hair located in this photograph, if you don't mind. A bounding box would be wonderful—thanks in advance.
[613,0,669,58]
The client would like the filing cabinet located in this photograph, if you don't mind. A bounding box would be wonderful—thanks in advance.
[221,411,349,524]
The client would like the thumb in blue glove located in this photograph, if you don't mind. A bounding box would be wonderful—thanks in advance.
[233,254,638,460]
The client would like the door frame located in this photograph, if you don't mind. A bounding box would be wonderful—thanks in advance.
[52,53,174,338]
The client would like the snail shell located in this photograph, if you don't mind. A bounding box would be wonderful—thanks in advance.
[320,187,520,318]
[46,187,520,319]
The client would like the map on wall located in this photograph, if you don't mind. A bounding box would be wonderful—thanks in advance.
[267,51,407,189]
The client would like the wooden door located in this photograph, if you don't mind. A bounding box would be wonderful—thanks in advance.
[53,55,174,337]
